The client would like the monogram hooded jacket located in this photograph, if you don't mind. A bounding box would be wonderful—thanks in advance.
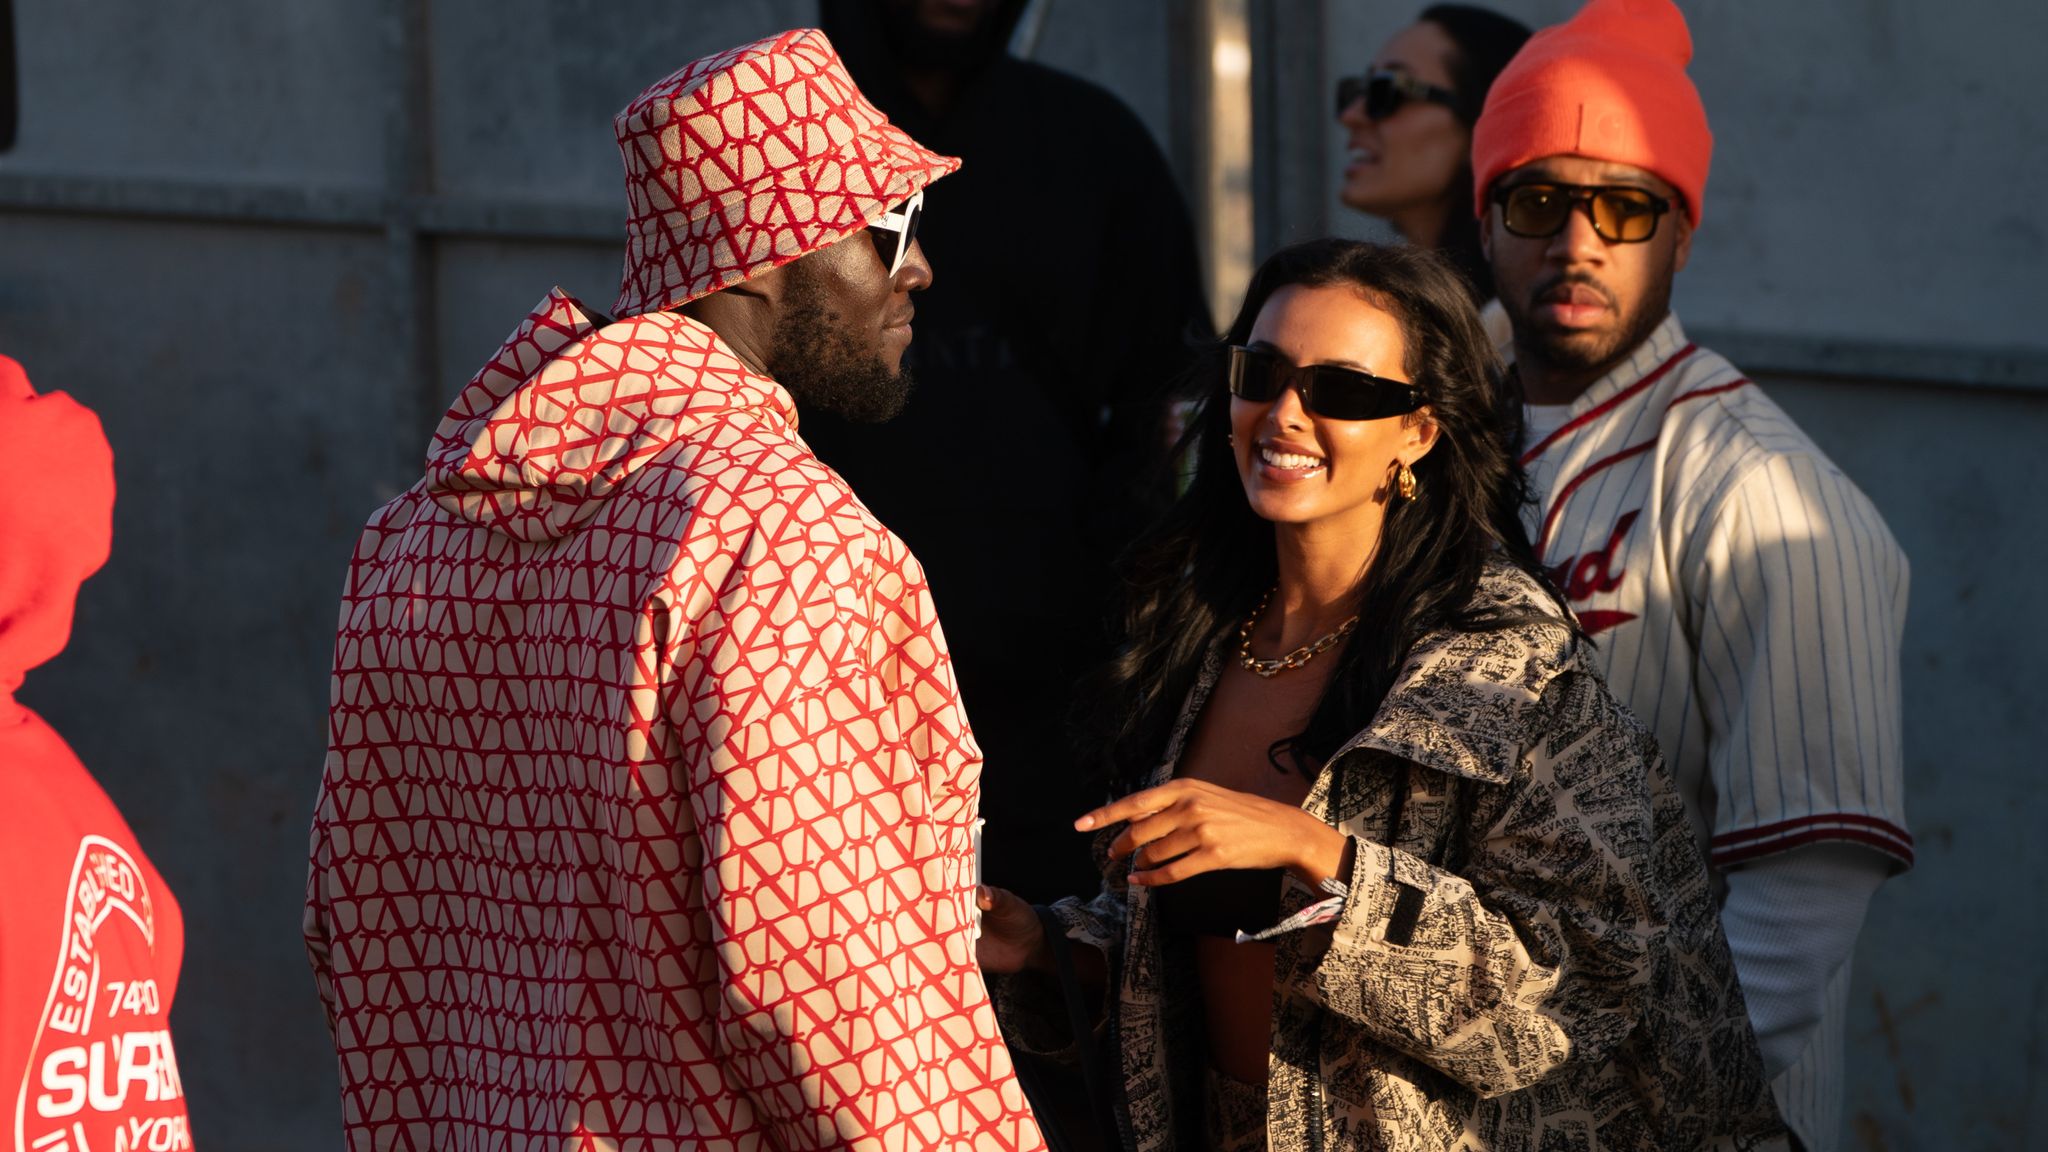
[997,563,1786,1151]
[305,292,1043,1150]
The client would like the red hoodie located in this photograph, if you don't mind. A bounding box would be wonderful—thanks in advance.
[0,356,194,1151]
[305,292,1044,1150]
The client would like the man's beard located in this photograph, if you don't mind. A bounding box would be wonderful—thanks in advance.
[764,268,914,424]
[1502,267,1673,382]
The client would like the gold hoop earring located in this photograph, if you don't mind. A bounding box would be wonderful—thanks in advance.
[1396,461,1418,501]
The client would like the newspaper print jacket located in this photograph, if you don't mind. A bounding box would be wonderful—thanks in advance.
[996,562,1787,1151]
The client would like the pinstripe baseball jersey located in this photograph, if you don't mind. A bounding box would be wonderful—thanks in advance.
[1517,313,1910,1150]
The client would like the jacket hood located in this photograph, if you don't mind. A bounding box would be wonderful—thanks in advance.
[0,356,115,715]
[424,289,796,542]
[1338,562,1578,784]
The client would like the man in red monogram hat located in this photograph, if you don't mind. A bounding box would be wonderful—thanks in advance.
[304,29,1045,1150]
[0,356,195,1152]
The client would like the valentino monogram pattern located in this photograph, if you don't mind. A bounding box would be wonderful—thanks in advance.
[611,28,958,317]
[307,292,1041,1150]
[997,563,1786,1151]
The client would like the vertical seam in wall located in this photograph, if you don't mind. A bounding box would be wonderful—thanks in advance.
[385,0,438,467]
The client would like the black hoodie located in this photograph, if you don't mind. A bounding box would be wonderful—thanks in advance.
[806,0,1211,902]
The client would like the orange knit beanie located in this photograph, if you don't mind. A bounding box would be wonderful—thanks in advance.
[1470,0,1711,226]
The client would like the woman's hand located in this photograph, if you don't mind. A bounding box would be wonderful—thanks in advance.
[1076,778,1350,887]
[975,885,1051,974]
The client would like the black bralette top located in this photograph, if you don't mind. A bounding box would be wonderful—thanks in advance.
[1150,866,1283,939]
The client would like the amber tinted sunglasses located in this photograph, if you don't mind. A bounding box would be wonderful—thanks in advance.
[1491,182,1673,244]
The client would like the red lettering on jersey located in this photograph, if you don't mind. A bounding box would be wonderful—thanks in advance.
[1546,510,1640,636]
[1574,610,1639,636]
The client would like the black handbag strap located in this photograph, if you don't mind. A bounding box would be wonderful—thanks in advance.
[1035,904,1117,1142]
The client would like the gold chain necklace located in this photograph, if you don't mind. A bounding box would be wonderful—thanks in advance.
[1236,587,1359,678]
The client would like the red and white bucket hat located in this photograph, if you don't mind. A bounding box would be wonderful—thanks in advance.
[611,28,960,318]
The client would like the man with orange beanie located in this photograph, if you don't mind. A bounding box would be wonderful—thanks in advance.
[1474,3,1910,1149]
[0,356,196,1150]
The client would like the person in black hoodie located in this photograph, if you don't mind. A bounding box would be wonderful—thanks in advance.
[808,0,1211,903]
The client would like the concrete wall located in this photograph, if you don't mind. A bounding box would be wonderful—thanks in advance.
[2,0,2041,1148]
[0,1,1177,1147]
[1765,372,2048,1148]
[1314,3,2047,1147]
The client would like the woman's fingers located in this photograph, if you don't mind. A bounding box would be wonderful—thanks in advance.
[973,885,1049,974]
[979,885,1036,932]
[1129,826,1206,871]
[1082,780,1315,879]
[1075,779,1211,831]
[1075,792,1160,833]
[1106,804,1188,861]
[1130,846,1221,886]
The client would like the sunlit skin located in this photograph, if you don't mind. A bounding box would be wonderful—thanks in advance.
[1337,20,1468,248]
[681,228,930,376]
[1483,155,1693,405]
[1227,285,1439,562]
[977,285,1441,1081]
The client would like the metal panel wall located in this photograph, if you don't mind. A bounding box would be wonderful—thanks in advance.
[2,214,406,1143]
[1766,372,2048,1148]
[0,2,1185,1147]
[10,1,390,186]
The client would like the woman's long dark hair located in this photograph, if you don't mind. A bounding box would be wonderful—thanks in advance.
[1081,240,1572,794]
[1418,4,1531,304]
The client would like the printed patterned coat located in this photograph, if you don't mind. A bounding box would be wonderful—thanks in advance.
[305,290,1044,1151]
[998,563,1786,1151]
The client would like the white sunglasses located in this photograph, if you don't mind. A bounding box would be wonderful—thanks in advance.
[867,189,925,277]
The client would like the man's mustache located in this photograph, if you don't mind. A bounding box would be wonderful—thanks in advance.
[1530,272,1619,310]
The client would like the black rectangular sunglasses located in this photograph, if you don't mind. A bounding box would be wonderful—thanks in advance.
[1334,71,1458,121]
[1226,346,1424,420]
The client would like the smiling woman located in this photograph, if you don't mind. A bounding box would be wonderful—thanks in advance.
[1336,6,1531,305]
[1227,283,1437,555]
[977,239,1790,1150]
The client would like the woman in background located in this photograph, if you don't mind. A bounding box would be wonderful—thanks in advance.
[1335,5,1529,312]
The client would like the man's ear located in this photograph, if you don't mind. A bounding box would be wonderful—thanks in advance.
[678,260,796,376]
[1478,205,1494,263]
[1671,213,1694,275]
[701,260,786,308]
[679,260,787,328]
